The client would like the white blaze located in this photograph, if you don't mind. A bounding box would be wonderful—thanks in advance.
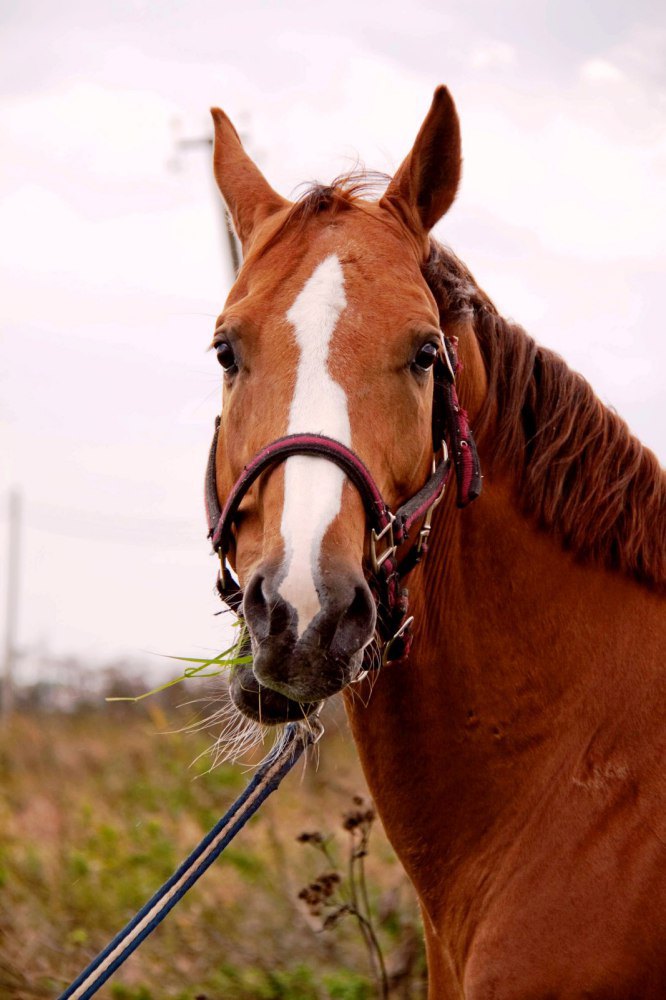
[278,253,350,637]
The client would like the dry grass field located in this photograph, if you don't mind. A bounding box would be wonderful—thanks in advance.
[0,693,426,999]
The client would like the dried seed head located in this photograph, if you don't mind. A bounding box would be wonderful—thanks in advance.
[315,871,341,898]
[342,812,362,831]
[343,795,376,832]
[296,830,324,844]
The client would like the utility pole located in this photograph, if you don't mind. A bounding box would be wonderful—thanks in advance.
[170,127,242,278]
[2,489,21,719]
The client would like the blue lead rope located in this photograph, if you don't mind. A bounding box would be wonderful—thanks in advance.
[58,719,322,1000]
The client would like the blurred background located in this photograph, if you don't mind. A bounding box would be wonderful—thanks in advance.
[1,2,665,996]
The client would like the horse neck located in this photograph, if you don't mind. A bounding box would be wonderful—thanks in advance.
[345,435,664,922]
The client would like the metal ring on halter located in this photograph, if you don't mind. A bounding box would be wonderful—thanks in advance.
[382,616,415,666]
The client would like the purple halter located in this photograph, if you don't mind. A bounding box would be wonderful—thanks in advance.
[205,335,481,665]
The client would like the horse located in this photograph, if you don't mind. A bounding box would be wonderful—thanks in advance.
[204,87,666,998]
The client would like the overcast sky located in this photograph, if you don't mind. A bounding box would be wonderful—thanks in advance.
[1,0,664,675]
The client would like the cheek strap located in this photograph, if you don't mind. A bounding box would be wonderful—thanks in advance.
[432,336,482,507]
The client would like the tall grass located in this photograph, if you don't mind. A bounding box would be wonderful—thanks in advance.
[0,700,425,998]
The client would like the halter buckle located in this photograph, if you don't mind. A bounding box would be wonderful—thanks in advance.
[382,615,415,665]
[370,513,397,574]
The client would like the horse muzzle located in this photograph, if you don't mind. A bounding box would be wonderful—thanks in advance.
[240,564,376,706]
[228,664,322,723]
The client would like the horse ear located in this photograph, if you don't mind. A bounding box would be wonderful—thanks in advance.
[381,86,461,234]
[210,108,287,249]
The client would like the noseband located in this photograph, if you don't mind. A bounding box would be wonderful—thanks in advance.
[204,335,481,666]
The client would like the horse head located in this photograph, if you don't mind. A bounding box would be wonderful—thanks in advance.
[208,87,468,722]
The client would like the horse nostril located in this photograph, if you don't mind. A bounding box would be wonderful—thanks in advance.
[244,572,266,612]
[334,581,376,655]
[349,585,374,625]
[243,571,292,639]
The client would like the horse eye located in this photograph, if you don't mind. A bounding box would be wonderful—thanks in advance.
[215,341,237,373]
[413,342,438,372]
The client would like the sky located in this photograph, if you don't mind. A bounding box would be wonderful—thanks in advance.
[1,0,665,676]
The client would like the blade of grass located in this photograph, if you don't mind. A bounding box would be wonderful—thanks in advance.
[107,628,252,702]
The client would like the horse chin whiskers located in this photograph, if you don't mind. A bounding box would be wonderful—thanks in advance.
[180,684,269,772]
[188,676,325,778]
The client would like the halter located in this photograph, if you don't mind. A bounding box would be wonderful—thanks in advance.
[205,335,481,666]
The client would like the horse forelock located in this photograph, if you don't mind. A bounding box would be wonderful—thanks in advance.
[246,172,398,263]
[424,240,666,589]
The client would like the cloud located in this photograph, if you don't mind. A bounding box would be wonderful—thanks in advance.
[580,57,625,83]
[470,40,516,70]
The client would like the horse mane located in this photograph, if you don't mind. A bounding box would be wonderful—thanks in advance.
[253,176,666,588]
[424,241,666,589]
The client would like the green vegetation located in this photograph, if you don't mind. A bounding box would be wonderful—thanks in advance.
[0,699,425,998]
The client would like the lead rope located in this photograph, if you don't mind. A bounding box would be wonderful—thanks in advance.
[57,717,323,1000]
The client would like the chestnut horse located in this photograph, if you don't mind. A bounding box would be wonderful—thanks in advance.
[207,87,666,997]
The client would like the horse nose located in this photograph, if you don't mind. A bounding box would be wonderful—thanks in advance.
[244,565,376,701]
[243,567,376,654]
